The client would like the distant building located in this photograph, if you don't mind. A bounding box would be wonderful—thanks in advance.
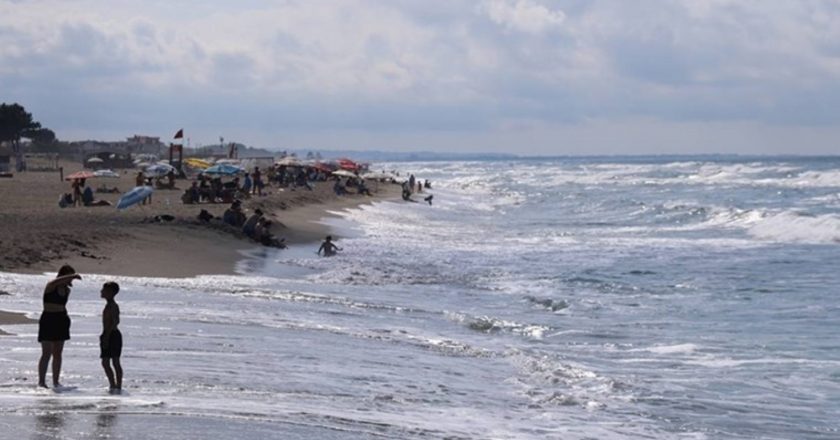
[69,135,166,160]
[126,135,165,155]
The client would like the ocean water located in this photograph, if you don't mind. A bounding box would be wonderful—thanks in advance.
[1,156,839,439]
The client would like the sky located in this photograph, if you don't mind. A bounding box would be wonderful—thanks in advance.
[1,0,839,155]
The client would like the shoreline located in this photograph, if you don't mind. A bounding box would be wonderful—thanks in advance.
[0,170,401,329]
[0,161,402,330]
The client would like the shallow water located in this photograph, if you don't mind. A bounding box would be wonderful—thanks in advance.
[1,156,839,439]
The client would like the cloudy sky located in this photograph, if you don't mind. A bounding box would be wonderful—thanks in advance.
[2,0,839,155]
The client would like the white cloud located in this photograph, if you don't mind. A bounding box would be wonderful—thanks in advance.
[1,0,839,154]
[481,0,565,34]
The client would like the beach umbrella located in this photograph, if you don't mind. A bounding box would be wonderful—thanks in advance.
[184,158,212,169]
[214,158,241,165]
[86,157,104,163]
[332,169,358,178]
[204,163,244,176]
[116,186,153,210]
[93,169,120,178]
[312,162,335,173]
[338,158,359,171]
[65,170,96,181]
[275,156,301,166]
[145,162,175,177]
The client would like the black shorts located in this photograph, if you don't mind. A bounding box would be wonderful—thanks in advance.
[38,311,70,342]
[100,330,123,359]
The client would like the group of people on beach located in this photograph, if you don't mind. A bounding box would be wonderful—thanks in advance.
[59,178,112,208]
[37,265,123,393]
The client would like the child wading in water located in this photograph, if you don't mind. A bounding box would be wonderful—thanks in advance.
[317,235,342,257]
[99,282,123,394]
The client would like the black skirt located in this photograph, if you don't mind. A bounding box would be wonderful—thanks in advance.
[38,311,71,342]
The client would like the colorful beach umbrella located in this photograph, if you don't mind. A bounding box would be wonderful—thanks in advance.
[184,158,212,169]
[116,186,153,210]
[65,170,96,181]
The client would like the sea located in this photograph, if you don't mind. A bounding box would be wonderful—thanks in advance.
[1,156,838,439]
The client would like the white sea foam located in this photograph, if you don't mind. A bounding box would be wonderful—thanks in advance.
[748,211,840,244]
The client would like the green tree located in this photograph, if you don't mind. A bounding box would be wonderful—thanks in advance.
[0,103,42,170]
[25,127,59,152]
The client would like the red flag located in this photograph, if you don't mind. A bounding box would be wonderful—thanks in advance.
[174,129,183,139]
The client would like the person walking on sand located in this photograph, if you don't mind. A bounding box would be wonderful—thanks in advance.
[99,282,123,394]
[37,265,81,389]
[317,235,342,257]
[252,166,263,196]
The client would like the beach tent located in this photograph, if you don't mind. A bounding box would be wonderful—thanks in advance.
[65,170,96,181]
[116,186,153,210]
[203,163,245,176]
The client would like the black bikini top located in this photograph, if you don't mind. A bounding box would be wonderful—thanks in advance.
[43,287,68,306]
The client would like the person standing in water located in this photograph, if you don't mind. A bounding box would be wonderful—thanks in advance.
[99,282,123,393]
[38,265,81,389]
[317,235,342,256]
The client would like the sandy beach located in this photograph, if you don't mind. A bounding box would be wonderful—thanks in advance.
[0,161,398,327]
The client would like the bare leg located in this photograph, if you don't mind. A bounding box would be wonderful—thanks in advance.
[50,341,64,387]
[38,342,52,387]
[101,358,116,389]
[113,357,123,389]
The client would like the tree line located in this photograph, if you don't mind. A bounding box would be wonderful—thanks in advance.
[0,102,60,155]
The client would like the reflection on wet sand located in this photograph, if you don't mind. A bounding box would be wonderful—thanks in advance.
[33,401,64,440]
[94,411,118,439]
[31,400,119,440]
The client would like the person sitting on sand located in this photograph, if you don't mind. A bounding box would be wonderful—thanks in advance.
[185,181,200,204]
[255,219,286,248]
[99,281,123,394]
[58,192,73,208]
[242,209,263,238]
[38,265,81,389]
[197,209,213,222]
[82,186,94,206]
[223,201,246,228]
[317,235,342,257]
[333,179,347,196]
